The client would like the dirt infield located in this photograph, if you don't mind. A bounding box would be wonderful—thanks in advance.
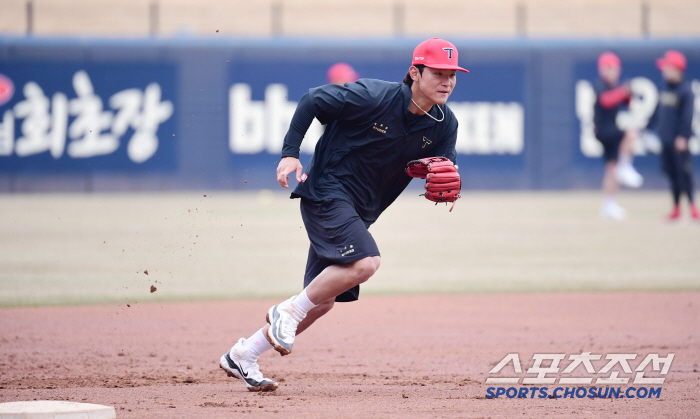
[1,191,698,417]
[1,292,698,418]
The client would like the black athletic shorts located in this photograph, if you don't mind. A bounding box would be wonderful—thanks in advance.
[595,131,624,162]
[299,198,380,302]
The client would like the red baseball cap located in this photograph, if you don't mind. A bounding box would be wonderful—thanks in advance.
[412,38,469,73]
[598,52,621,70]
[0,73,14,106]
[656,50,687,72]
[327,62,359,84]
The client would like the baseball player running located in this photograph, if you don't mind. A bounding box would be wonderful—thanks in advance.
[647,50,698,221]
[594,52,643,220]
[219,38,467,391]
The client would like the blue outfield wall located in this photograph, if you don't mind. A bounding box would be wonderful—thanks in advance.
[0,37,699,192]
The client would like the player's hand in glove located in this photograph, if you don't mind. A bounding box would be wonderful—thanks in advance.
[406,157,461,212]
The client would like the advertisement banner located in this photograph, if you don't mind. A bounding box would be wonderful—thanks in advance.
[0,62,177,173]
[0,38,698,191]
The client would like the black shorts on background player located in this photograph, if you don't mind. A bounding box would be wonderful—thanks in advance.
[596,131,624,162]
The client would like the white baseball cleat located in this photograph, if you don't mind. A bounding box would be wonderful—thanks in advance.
[616,164,643,188]
[219,338,278,392]
[265,296,305,356]
[601,201,626,220]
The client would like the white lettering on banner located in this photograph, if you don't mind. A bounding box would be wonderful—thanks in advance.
[575,79,599,157]
[0,110,15,156]
[228,83,524,155]
[13,82,68,158]
[1,71,173,163]
[615,77,658,133]
[576,77,700,157]
[691,80,700,154]
[265,84,299,154]
[229,83,323,154]
[450,102,524,155]
[68,70,118,158]
[110,83,174,163]
[229,84,264,153]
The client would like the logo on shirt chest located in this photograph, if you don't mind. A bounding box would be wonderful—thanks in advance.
[372,123,388,134]
[422,136,432,148]
[660,91,679,108]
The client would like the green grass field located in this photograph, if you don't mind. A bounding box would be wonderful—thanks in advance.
[1,190,698,307]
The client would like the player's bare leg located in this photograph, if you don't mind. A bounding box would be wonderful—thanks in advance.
[601,161,625,220]
[619,130,635,159]
[305,256,381,304]
[603,161,618,197]
[616,130,643,188]
[265,256,380,355]
[296,298,335,334]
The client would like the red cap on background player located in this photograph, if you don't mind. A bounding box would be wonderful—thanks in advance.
[656,50,687,72]
[327,63,360,85]
[598,52,621,70]
[0,73,14,106]
[412,38,469,73]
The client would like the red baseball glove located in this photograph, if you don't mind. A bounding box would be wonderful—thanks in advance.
[406,157,461,212]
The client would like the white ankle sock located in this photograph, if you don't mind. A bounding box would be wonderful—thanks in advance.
[291,288,317,316]
[241,329,273,358]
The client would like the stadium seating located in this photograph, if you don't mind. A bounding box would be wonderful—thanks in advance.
[1,0,700,39]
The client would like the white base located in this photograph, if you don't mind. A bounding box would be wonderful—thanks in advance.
[0,401,116,419]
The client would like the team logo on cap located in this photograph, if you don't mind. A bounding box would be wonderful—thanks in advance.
[414,56,424,61]
[442,48,454,59]
[0,74,15,106]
